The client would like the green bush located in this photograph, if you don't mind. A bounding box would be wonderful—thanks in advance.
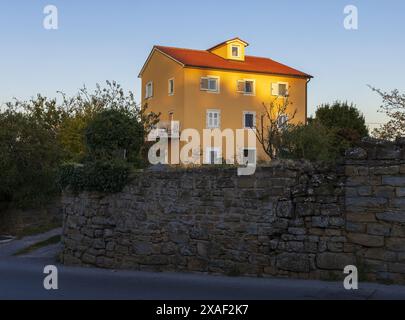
[279,122,347,162]
[58,160,131,194]
[85,109,144,163]
[314,101,369,142]
[0,111,61,207]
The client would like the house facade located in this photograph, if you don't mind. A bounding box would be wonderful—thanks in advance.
[139,38,312,164]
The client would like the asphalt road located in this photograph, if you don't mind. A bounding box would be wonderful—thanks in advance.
[2,256,405,300]
[2,230,405,300]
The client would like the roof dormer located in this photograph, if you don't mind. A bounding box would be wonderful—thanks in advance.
[207,37,249,62]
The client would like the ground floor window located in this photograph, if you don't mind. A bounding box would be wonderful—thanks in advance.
[242,148,256,165]
[206,147,221,164]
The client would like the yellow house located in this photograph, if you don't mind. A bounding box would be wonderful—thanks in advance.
[138,38,312,164]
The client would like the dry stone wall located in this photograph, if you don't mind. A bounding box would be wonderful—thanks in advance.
[61,139,405,283]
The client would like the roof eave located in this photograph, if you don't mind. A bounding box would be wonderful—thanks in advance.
[138,46,185,78]
[183,64,312,79]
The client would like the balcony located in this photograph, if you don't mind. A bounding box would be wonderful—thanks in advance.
[149,121,181,140]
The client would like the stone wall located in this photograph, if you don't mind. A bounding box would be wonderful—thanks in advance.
[344,140,405,283]
[61,139,405,283]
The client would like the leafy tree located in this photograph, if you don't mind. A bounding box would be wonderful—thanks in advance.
[314,101,368,142]
[0,110,62,207]
[85,109,144,163]
[370,87,405,140]
[0,81,160,207]
[279,122,347,162]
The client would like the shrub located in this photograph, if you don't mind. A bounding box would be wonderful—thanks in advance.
[315,101,368,141]
[279,122,345,162]
[58,160,131,194]
[0,111,61,207]
[85,109,144,163]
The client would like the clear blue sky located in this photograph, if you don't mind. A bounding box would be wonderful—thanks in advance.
[1,0,404,127]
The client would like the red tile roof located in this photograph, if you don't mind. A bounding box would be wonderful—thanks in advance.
[154,45,312,78]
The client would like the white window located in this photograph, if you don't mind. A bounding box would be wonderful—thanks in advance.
[242,149,257,165]
[277,114,289,129]
[145,81,153,99]
[272,82,289,97]
[206,147,221,165]
[201,76,220,93]
[231,45,241,57]
[206,109,221,129]
[237,80,255,95]
[168,78,174,96]
[243,111,256,129]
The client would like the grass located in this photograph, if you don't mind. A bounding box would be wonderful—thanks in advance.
[13,235,61,256]
[15,221,61,239]
[0,202,62,239]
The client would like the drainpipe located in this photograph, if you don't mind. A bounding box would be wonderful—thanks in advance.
[305,78,312,125]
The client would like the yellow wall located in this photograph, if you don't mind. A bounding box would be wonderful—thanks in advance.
[141,50,185,125]
[183,67,307,160]
[141,49,308,162]
[209,39,246,61]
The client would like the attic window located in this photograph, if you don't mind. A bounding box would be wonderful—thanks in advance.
[231,45,240,57]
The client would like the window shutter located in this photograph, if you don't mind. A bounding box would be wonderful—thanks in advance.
[237,80,245,93]
[150,82,153,97]
[284,83,289,96]
[201,77,209,90]
[271,83,279,96]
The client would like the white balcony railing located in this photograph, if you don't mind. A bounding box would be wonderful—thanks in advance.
[149,121,181,139]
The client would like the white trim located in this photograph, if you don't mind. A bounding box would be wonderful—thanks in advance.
[205,147,221,164]
[206,109,221,129]
[145,81,153,99]
[231,44,241,58]
[243,79,255,96]
[168,78,175,96]
[243,111,256,129]
[201,76,220,94]
[241,148,257,165]
[237,79,256,96]
[272,81,289,97]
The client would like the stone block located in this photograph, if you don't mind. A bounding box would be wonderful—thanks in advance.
[316,253,355,270]
[364,248,397,262]
[347,233,384,247]
[396,188,405,197]
[382,176,405,187]
[276,253,310,273]
[376,212,405,224]
[386,238,405,252]
[367,223,391,236]
[276,201,294,218]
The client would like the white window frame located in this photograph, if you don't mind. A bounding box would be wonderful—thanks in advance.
[168,78,175,96]
[243,111,256,129]
[237,79,256,96]
[200,76,220,93]
[277,114,289,129]
[231,44,241,58]
[145,81,153,99]
[241,148,257,165]
[206,109,221,129]
[272,82,289,97]
[206,147,221,165]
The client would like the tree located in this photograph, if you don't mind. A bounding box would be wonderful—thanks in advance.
[255,97,297,160]
[0,81,160,207]
[370,87,405,140]
[315,101,368,142]
[279,122,346,162]
[85,109,144,162]
[0,110,62,207]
